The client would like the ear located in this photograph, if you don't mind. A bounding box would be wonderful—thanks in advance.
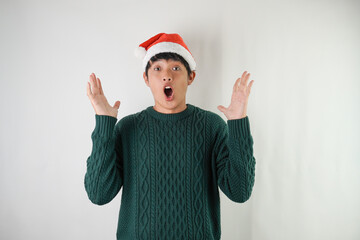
[143,72,149,87]
[187,71,196,86]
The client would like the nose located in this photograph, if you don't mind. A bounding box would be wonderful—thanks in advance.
[163,76,172,81]
[162,69,172,81]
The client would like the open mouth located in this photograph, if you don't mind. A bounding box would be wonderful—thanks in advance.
[164,86,174,99]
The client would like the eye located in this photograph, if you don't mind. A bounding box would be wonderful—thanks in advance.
[154,67,160,71]
[173,66,180,71]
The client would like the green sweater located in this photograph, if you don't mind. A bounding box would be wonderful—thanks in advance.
[84,103,256,240]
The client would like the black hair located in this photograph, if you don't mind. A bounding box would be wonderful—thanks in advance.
[145,52,193,78]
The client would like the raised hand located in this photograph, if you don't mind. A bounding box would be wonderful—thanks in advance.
[86,73,121,118]
[217,71,254,120]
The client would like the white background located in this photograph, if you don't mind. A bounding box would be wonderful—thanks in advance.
[0,0,359,239]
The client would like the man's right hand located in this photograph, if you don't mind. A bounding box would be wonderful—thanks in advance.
[87,73,120,119]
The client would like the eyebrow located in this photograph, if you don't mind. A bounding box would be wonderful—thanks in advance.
[152,62,182,67]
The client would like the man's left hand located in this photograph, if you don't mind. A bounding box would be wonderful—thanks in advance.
[218,71,254,120]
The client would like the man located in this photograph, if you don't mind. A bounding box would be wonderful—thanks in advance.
[85,32,256,240]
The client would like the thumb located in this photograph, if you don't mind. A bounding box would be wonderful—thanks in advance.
[217,105,227,113]
[113,101,121,109]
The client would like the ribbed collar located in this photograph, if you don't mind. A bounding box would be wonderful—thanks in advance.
[145,103,195,121]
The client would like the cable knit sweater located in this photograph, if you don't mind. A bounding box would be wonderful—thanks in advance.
[84,103,256,240]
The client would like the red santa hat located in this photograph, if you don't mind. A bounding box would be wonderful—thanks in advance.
[134,32,196,72]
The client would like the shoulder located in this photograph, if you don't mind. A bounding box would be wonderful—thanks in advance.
[194,105,226,125]
[190,104,227,129]
[114,113,136,133]
[207,109,226,126]
[115,106,150,131]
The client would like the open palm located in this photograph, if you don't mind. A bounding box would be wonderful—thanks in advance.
[87,73,121,118]
[217,71,254,120]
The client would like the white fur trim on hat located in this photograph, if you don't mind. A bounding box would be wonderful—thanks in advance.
[134,46,147,60]
[142,42,196,71]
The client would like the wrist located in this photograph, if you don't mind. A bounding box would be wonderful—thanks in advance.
[227,114,247,120]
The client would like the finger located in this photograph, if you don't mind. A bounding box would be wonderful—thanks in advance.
[233,77,242,92]
[217,105,227,113]
[240,72,251,89]
[240,71,247,84]
[234,71,247,91]
[89,74,97,93]
[86,82,92,97]
[238,73,251,93]
[90,74,101,94]
[247,80,254,95]
[97,77,103,95]
[241,71,247,78]
[90,73,98,89]
[113,100,121,109]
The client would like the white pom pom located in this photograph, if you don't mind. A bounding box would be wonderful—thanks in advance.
[134,47,146,59]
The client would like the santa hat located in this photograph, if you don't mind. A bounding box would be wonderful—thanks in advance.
[134,32,196,72]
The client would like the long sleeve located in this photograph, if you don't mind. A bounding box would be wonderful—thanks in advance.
[84,114,124,205]
[214,116,256,203]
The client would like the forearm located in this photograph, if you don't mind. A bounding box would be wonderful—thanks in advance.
[218,116,256,203]
[84,115,123,205]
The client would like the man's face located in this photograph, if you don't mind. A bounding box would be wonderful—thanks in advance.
[143,59,195,114]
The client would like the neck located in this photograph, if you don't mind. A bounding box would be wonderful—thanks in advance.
[146,103,194,121]
[153,101,187,114]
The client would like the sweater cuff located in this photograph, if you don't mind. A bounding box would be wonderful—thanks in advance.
[94,114,117,137]
[227,116,251,139]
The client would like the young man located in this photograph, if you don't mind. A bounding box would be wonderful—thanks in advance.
[85,33,256,240]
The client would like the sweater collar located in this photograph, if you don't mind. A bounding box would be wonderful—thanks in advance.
[145,103,195,121]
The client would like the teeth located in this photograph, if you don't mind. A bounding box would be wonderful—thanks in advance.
[165,86,171,89]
